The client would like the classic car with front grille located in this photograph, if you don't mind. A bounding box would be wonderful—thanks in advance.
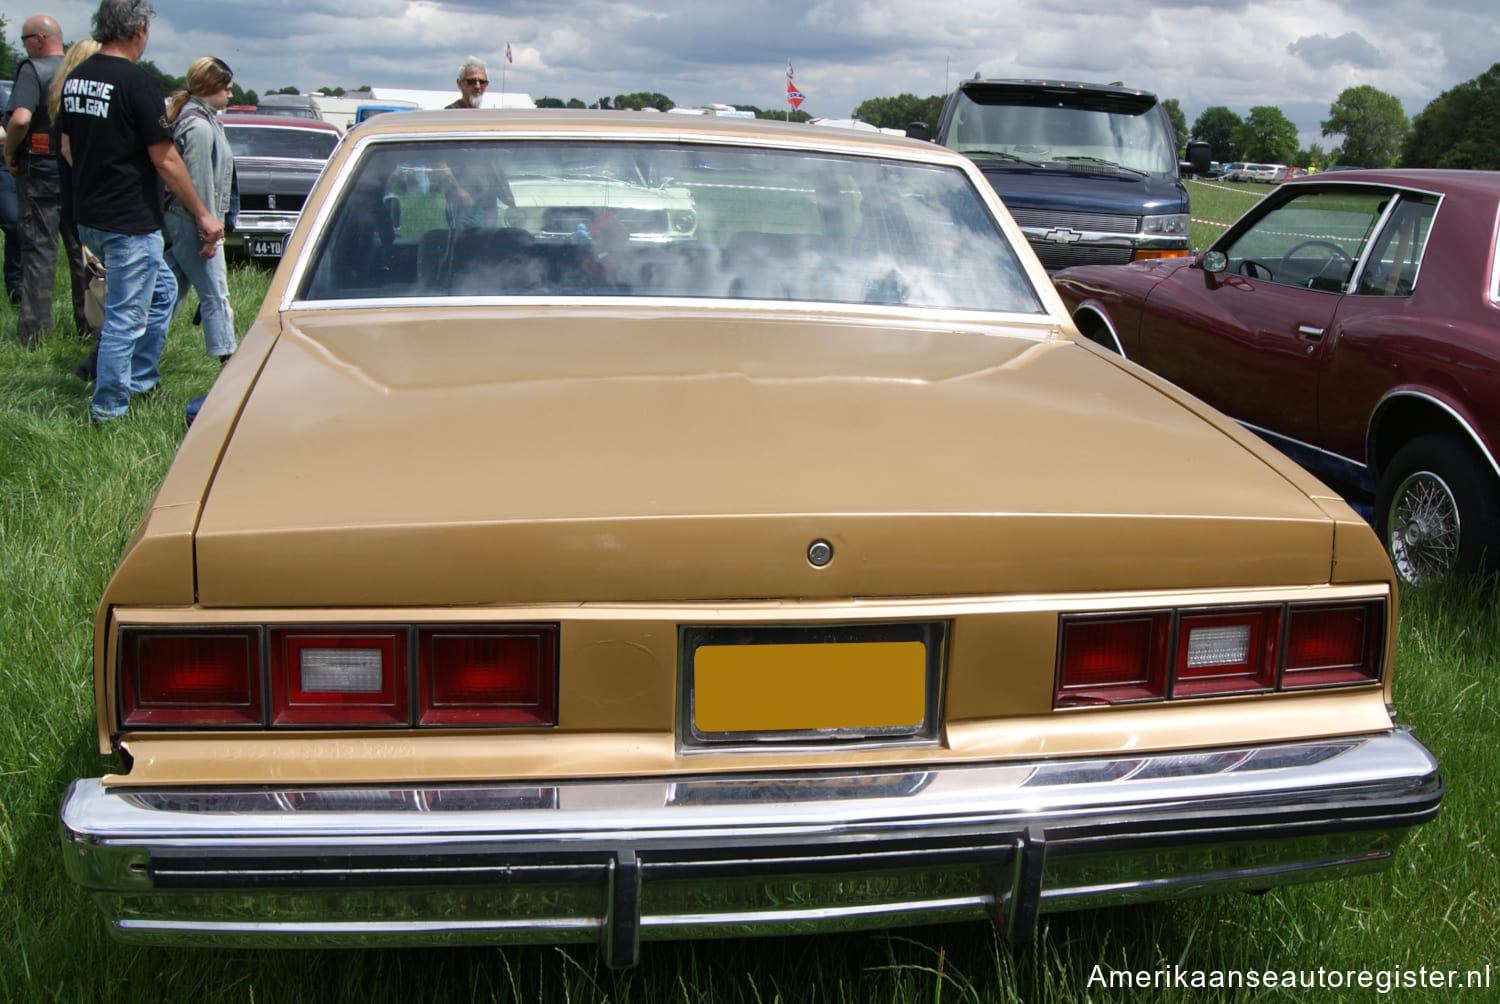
[1054,169,1500,586]
[60,111,1441,967]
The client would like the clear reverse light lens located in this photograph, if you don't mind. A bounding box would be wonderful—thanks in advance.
[300,648,384,693]
[1184,624,1251,668]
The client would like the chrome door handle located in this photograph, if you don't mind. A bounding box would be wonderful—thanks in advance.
[1297,325,1325,340]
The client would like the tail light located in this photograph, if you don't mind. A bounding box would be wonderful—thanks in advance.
[1056,599,1383,708]
[117,624,557,729]
[120,629,262,726]
[418,627,556,726]
[270,629,408,726]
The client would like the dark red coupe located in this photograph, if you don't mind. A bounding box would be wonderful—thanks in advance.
[1053,169,1500,585]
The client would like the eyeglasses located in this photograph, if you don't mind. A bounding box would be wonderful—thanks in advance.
[20,32,43,42]
[463,77,489,86]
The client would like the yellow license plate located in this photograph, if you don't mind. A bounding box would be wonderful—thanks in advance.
[692,639,928,735]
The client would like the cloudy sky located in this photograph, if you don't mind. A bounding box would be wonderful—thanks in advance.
[8,0,1497,148]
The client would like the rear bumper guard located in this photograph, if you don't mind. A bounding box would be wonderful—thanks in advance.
[60,729,1442,967]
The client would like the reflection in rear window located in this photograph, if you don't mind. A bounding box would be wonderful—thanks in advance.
[225,126,339,161]
[298,139,1044,313]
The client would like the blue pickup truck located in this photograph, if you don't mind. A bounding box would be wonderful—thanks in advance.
[910,77,1211,271]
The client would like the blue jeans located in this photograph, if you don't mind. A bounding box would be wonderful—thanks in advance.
[164,213,236,358]
[78,225,176,422]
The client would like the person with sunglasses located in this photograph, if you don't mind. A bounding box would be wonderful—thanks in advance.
[447,57,489,109]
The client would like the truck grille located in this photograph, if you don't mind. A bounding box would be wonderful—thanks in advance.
[1029,241,1136,270]
[1007,208,1140,233]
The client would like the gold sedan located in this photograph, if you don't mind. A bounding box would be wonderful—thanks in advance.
[61,111,1441,967]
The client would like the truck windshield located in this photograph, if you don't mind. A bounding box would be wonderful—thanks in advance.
[943,90,1177,176]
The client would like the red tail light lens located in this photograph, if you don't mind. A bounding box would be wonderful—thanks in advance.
[269,629,408,726]
[120,629,262,726]
[1057,612,1170,705]
[1282,602,1382,687]
[417,626,557,725]
[1055,599,1384,708]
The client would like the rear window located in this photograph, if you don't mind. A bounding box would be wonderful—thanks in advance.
[297,138,1045,314]
[225,125,339,160]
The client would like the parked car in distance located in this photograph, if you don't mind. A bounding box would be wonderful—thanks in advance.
[1240,163,1285,183]
[1220,161,1247,181]
[1273,166,1310,183]
[221,112,343,261]
[59,111,1441,966]
[253,92,324,121]
[352,101,419,128]
[1055,168,1500,585]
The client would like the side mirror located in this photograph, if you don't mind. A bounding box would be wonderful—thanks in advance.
[905,121,931,142]
[1181,140,1212,176]
[1202,250,1228,274]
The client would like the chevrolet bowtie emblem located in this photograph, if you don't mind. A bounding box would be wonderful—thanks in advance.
[267,194,277,210]
[1042,227,1083,244]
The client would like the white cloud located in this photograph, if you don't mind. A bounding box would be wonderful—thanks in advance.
[18,0,1495,142]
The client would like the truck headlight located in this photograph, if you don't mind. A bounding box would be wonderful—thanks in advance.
[1142,213,1190,236]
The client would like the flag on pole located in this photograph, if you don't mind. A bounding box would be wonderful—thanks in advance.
[505,42,514,64]
[786,79,805,110]
[786,59,794,80]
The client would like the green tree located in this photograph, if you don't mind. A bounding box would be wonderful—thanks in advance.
[272,86,301,95]
[1161,98,1187,154]
[613,91,673,112]
[136,59,185,97]
[566,98,586,109]
[1234,105,1299,163]
[1190,105,1243,161]
[0,16,22,79]
[534,96,566,108]
[1321,85,1407,167]
[851,93,942,134]
[317,86,346,97]
[1300,142,1328,170]
[1403,62,1500,169]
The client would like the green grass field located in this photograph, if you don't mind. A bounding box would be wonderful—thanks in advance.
[1,251,1496,1002]
[1186,177,1271,252]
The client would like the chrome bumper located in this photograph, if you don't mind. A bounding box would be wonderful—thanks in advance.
[60,730,1441,967]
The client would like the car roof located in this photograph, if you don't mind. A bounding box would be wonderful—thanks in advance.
[219,112,343,133]
[1286,167,1500,198]
[341,108,950,159]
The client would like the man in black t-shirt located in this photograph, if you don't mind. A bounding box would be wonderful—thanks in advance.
[55,0,223,425]
[4,14,91,346]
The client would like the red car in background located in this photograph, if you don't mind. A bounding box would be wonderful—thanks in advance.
[1054,169,1500,585]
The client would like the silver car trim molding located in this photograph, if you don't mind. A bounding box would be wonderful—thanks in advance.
[60,729,1440,967]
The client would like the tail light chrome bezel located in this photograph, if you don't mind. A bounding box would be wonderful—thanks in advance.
[116,623,558,730]
[1055,598,1386,708]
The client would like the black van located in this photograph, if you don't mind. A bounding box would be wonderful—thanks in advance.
[911,78,1210,271]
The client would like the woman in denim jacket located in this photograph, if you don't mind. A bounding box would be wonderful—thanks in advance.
[165,57,236,361]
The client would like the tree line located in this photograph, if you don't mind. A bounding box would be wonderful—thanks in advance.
[2,15,1493,169]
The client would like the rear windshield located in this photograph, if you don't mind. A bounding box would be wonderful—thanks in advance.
[297,139,1044,313]
[225,125,339,160]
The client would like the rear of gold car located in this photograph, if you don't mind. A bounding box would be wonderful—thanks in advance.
[59,114,1441,966]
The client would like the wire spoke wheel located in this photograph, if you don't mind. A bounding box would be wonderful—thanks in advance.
[1386,471,1460,586]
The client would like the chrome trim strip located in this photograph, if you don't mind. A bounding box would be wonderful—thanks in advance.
[1238,418,1367,472]
[61,730,1441,962]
